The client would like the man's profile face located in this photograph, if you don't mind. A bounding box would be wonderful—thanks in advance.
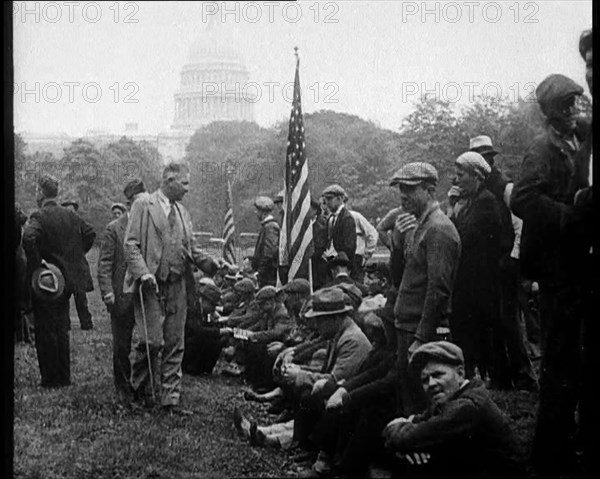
[364,272,386,295]
[585,49,592,93]
[421,361,465,407]
[455,166,479,196]
[398,184,428,216]
[547,95,578,131]
[163,172,190,202]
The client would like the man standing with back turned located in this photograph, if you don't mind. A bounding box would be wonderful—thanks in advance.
[124,162,220,413]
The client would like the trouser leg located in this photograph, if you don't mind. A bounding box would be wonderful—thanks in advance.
[396,330,427,416]
[74,291,93,329]
[160,278,187,406]
[130,284,164,401]
[33,295,70,386]
[532,284,582,478]
[111,302,135,395]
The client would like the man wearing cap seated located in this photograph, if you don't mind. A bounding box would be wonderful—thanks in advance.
[23,175,96,387]
[281,287,371,464]
[252,196,280,288]
[98,179,147,402]
[511,72,590,478]
[383,341,523,479]
[389,162,461,416]
[183,282,233,375]
[321,185,357,279]
[239,285,292,389]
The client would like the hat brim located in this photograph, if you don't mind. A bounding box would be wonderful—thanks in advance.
[471,147,499,157]
[304,304,353,318]
[390,178,425,187]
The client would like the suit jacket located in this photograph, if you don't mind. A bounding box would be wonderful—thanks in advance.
[327,206,357,263]
[511,120,589,283]
[23,199,95,294]
[252,217,280,287]
[97,213,132,315]
[123,190,217,293]
[295,316,371,388]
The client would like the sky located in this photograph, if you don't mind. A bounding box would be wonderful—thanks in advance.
[13,1,593,136]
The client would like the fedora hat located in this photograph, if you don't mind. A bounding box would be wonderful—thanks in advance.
[469,135,499,156]
[31,262,65,302]
[304,287,353,319]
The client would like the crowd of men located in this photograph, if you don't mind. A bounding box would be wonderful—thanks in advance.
[14,28,592,479]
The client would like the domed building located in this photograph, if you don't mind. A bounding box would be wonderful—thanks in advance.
[171,30,255,131]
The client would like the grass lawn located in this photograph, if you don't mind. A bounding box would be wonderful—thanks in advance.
[13,248,539,478]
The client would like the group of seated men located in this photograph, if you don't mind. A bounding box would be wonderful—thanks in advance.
[182,253,523,479]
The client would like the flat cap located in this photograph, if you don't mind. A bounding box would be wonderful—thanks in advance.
[282,278,311,295]
[60,199,79,210]
[579,29,592,59]
[321,184,347,198]
[111,202,127,214]
[409,341,464,372]
[233,278,256,295]
[254,196,274,212]
[390,162,438,187]
[455,151,491,179]
[123,178,146,200]
[536,74,584,110]
[469,135,499,156]
[328,251,351,268]
[38,175,58,198]
[256,285,277,301]
[198,283,221,305]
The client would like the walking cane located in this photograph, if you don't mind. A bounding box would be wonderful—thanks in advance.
[139,284,156,404]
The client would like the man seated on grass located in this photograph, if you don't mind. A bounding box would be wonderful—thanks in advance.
[183,282,233,375]
[382,341,524,479]
[281,287,372,468]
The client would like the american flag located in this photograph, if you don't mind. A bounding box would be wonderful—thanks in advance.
[222,166,236,265]
[279,48,313,283]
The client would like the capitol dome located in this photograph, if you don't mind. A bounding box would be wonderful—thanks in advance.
[171,28,255,131]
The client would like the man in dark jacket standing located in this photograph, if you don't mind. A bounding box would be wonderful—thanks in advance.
[23,175,96,387]
[97,179,146,401]
[511,71,590,479]
[321,185,356,276]
[391,162,461,416]
[252,196,280,288]
[469,135,536,391]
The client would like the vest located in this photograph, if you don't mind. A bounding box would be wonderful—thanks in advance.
[156,205,186,282]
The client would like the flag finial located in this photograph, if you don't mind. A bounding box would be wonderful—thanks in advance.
[294,46,299,59]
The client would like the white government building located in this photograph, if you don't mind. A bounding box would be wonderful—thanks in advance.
[20,24,255,164]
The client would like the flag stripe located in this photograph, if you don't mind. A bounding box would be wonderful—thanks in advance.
[278,51,313,283]
[222,173,236,265]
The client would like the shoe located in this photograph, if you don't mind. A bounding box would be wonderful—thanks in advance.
[312,451,332,475]
[221,363,245,377]
[233,407,244,435]
[249,421,261,446]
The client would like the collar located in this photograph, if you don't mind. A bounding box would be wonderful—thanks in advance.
[548,125,580,153]
[157,188,172,205]
[416,201,439,227]
[261,214,274,225]
[335,272,350,280]
[331,204,345,216]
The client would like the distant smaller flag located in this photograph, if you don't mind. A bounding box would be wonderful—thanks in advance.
[222,166,236,265]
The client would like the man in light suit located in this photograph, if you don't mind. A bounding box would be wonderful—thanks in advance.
[97,179,147,402]
[124,162,220,412]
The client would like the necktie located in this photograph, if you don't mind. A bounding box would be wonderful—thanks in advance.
[168,201,178,228]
